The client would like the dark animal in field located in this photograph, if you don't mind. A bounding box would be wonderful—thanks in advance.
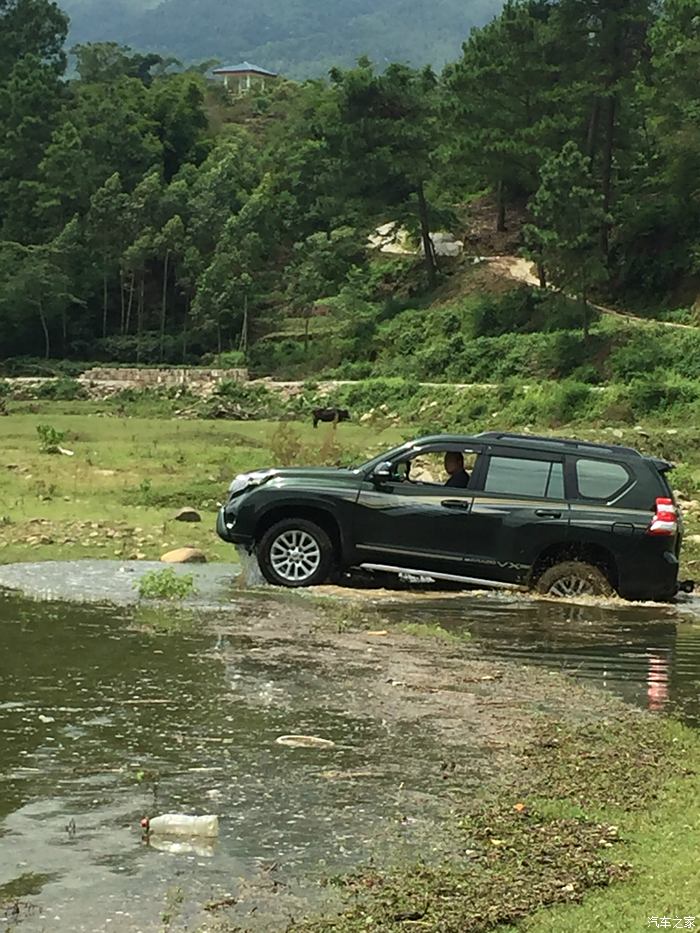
[312,407,350,428]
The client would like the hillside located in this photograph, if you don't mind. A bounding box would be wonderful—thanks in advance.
[60,0,503,76]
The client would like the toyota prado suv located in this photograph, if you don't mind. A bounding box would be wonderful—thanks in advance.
[217,432,691,601]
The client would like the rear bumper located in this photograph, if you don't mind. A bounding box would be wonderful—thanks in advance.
[616,548,680,601]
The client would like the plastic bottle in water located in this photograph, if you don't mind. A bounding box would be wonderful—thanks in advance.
[141,814,219,838]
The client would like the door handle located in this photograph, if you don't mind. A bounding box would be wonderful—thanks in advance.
[441,499,471,511]
[535,509,562,519]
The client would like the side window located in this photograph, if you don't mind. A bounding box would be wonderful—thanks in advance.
[576,459,629,500]
[484,457,565,499]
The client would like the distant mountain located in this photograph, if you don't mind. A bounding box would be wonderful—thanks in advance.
[60,0,504,78]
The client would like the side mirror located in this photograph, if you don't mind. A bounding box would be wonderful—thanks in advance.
[371,461,393,482]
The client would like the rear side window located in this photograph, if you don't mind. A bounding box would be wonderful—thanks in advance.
[576,459,629,500]
[484,457,565,499]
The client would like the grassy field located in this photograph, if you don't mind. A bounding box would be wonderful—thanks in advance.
[0,402,404,564]
[0,399,698,573]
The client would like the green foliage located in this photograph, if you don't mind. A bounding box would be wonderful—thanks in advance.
[35,377,86,400]
[36,423,67,452]
[137,568,197,600]
[524,142,608,333]
[0,0,699,380]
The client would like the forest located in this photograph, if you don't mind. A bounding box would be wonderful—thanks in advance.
[0,0,699,380]
[60,0,501,78]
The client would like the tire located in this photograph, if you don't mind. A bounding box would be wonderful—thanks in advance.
[535,560,614,599]
[257,519,334,588]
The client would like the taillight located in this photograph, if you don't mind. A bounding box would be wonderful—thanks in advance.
[647,497,678,537]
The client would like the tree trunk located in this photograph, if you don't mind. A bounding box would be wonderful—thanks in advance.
[136,276,144,364]
[61,308,67,355]
[416,182,437,287]
[38,303,50,359]
[537,262,547,289]
[496,179,506,233]
[586,98,601,159]
[581,291,589,340]
[120,268,126,336]
[160,250,170,362]
[182,292,190,363]
[125,273,135,335]
[102,265,108,339]
[239,292,249,354]
[600,93,617,259]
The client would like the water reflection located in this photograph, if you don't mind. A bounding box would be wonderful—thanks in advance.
[0,589,456,932]
[379,592,700,726]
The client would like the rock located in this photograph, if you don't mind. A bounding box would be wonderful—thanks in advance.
[161,547,207,564]
[174,507,201,523]
[686,535,700,546]
[360,412,373,424]
[275,735,336,749]
[429,231,464,257]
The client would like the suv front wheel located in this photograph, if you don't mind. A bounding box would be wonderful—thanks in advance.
[535,560,613,599]
[258,519,334,587]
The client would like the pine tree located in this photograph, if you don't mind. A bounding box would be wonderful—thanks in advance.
[524,141,608,335]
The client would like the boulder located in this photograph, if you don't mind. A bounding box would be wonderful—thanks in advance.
[174,507,201,523]
[429,231,464,257]
[161,547,207,564]
[686,534,700,546]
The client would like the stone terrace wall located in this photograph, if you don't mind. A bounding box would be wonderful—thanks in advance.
[80,367,248,387]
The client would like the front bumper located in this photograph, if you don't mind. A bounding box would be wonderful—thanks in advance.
[216,507,254,547]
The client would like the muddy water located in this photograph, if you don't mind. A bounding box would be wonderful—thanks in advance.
[1,560,699,931]
[0,582,457,932]
[377,592,700,726]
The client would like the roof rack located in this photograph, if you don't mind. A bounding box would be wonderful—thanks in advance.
[475,431,642,457]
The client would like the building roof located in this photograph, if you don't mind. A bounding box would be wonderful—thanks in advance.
[212,62,278,77]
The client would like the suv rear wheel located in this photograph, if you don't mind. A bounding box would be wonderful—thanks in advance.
[258,519,334,587]
[536,560,613,599]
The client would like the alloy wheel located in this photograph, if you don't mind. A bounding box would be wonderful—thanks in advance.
[269,529,322,583]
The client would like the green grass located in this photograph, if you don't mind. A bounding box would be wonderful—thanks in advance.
[512,720,700,933]
[293,718,700,932]
[0,400,698,574]
[0,404,404,564]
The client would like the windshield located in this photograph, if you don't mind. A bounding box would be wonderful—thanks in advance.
[353,441,419,474]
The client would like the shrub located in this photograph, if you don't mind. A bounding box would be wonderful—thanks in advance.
[36,424,67,453]
[36,377,86,401]
[215,350,247,368]
[137,569,197,601]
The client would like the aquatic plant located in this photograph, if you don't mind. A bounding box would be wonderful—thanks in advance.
[137,568,196,601]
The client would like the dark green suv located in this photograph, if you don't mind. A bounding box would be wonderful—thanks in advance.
[217,432,688,600]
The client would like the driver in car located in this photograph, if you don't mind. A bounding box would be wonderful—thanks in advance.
[444,452,470,488]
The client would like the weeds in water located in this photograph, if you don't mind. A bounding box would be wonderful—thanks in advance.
[137,568,196,601]
[133,767,160,806]
[398,621,471,642]
[161,886,184,932]
[131,604,198,632]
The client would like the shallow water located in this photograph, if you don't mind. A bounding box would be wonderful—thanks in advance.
[378,591,700,727]
[1,561,699,930]
[0,582,457,931]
